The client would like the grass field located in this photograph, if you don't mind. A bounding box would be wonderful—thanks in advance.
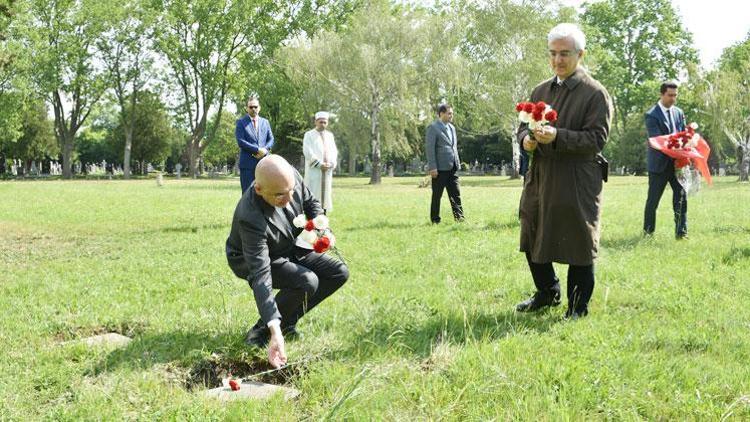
[1,175,749,419]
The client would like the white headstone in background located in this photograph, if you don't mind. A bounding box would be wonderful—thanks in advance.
[175,163,182,179]
[719,167,726,177]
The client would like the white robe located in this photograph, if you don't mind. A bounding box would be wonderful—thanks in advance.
[303,129,338,211]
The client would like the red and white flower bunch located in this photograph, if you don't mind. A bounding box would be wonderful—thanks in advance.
[515,101,558,132]
[666,122,700,150]
[293,214,336,253]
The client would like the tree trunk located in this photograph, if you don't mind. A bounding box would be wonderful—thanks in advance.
[348,152,356,175]
[369,106,381,185]
[188,137,200,178]
[61,131,74,179]
[123,127,133,179]
[740,142,749,182]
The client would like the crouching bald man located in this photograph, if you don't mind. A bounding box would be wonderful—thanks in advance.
[226,154,349,367]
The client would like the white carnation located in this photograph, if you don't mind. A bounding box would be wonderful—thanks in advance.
[298,229,318,245]
[313,214,329,230]
[518,111,531,123]
[292,214,307,228]
[689,122,699,130]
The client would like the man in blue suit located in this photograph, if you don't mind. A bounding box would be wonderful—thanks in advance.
[643,82,688,239]
[236,96,275,193]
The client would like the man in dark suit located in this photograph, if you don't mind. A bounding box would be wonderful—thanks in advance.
[226,155,349,368]
[425,103,464,224]
[643,82,688,239]
[235,96,275,193]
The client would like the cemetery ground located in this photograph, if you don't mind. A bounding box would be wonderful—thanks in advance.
[1,175,749,419]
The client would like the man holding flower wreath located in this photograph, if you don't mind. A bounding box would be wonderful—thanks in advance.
[515,23,612,319]
[226,155,349,368]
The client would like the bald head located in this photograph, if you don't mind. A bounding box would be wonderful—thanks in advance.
[254,155,296,207]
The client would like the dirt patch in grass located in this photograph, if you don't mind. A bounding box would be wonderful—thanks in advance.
[185,353,305,390]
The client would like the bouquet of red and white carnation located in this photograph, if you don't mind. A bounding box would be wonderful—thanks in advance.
[292,214,336,253]
[648,122,712,192]
[516,101,558,136]
[515,101,558,168]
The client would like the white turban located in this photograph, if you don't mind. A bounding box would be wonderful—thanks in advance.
[315,111,330,121]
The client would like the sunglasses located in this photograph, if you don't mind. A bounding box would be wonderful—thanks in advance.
[248,105,259,109]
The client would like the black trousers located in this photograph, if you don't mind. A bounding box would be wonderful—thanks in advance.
[525,252,594,313]
[430,169,464,223]
[262,251,349,328]
[643,168,687,236]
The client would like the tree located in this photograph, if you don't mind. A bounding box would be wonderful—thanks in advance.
[98,0,156,179]
[581,0,698,171]
[456,0,569,177]
[113,91,174,173]
[691,33,750,181]
[152,0,353,178]
[0,0,24,153]
[202,110,238,168]
[284,0,444,184]
[22,0,109,178]
[2,100,57,166]
[582,0,698,132]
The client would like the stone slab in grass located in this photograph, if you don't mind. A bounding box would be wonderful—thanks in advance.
[70,333,132,348]
[203,381,300,402]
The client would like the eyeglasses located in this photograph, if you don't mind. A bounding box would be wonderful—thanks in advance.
[548,50,576,59]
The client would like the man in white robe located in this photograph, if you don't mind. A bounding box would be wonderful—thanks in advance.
[303,112,338,212]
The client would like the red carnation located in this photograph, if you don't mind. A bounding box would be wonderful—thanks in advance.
[534,101,547,113]
[532,111,543,122]
[515,103,524,112]
[313,236,331,253]
[229,379,240,391]
[523,103,534,113]
[544,110,558,122]
[305,220,315,231]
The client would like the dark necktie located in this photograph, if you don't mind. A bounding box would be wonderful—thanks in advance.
[666,108,674,133]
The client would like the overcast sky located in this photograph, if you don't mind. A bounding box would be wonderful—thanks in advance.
[559,0,749,68]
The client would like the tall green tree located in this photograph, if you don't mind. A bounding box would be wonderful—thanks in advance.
[22,0,110,178]
[98,0,155,179]
[113,91,175,173]
[2,100,57,165]
[582,0,698,133]
[284,0,447,184]
[152,0,354,178]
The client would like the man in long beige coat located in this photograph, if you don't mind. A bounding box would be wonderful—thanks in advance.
[515,23,612,318]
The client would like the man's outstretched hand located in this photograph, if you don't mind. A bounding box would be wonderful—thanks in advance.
[268,328,287,369]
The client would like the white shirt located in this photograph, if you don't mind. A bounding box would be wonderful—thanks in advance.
[658,101,675,133]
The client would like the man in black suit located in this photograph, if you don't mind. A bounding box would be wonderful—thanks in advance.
[226,155,349,368]
[643,82,688,239]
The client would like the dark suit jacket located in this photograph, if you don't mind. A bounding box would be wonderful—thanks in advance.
[425,120,460,171]
[235,115,275,169]
[226,171,323,323]
[645,104,685,173]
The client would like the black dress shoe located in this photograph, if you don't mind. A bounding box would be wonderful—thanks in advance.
[516,290,561,312]
[244,324,270,348]
[564,308,589,320]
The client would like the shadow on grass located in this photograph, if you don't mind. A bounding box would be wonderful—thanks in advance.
[87,329,250,375]
[341,221,427,232]
[158,222,228,233]
[600,233,647,250]
[340,309,560,360]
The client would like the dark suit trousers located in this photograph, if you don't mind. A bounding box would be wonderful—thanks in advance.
[525,252,594,313]
[643,167,687,236]
[240,168,255,193]
[430,169,464,223]
[266,251,349,328]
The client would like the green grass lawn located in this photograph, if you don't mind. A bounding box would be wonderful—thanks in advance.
[1,175,749,419]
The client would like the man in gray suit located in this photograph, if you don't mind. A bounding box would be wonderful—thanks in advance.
[226,155,349,368]
[425,103,465,224]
